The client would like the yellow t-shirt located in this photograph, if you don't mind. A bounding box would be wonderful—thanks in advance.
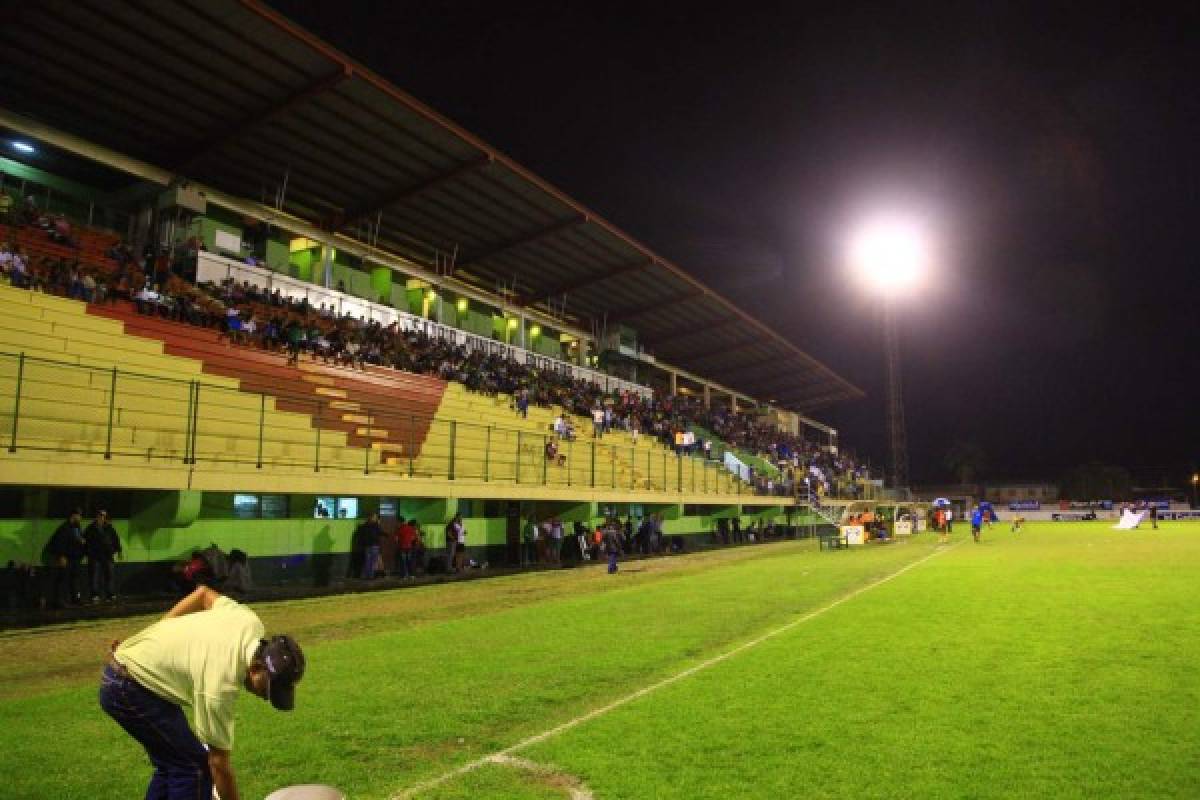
[115,596,264,750]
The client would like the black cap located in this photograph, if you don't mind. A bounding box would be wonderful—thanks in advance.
[261,635,305,711]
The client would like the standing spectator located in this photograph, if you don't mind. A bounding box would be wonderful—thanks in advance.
[444,516,459,573]
[636,516,651,554]
[450,514,468,573]
[83,509,122,603]
[528,516,544,565]
[549,516,564,564]
[394,518,417,580]
[515,388,529,419]
[572,520,590,562]
[355,512,383,579]
[45,509,86,607]
[591,406,605,438]
[605,521,622,574]
[410,524,426,575]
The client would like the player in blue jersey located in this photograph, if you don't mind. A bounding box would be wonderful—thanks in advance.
[971,506,984,543]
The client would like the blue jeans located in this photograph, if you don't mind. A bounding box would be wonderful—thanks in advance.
[396,550,413,578]
[363,545,381,579]
[99,664,213,800]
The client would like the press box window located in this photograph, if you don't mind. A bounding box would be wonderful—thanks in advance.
[234,494,289,519]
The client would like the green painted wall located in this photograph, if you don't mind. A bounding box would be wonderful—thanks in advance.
[290,248,316,282]
[198,207,244,255]
[370,267,393,306]
[265,238,290,272]
[0,488,815,567]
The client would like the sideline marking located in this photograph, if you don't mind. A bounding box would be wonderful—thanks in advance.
[489,754,594,800]
[392,542,957,799]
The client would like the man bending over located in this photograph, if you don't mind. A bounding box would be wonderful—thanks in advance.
[100,584,305,799]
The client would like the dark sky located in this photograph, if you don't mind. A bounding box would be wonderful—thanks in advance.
[268,1,1198,485]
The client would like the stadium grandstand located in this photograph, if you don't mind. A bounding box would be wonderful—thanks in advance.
[0,0,884,605]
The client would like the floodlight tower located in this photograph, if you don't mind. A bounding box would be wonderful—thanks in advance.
[882,302,908,490]
[847,216,931,491]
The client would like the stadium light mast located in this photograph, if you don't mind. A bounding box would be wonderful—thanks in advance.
[846,215,932,492]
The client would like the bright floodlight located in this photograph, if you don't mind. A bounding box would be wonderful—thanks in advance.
[847,216,931,294]
[11,141,35,154]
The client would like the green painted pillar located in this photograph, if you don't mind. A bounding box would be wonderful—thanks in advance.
[370,266,393,305]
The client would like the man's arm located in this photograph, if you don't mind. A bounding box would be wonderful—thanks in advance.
[208,748,240,800]
[162,585,220,619]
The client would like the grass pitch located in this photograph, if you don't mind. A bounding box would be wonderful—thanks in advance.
[2,521,1197,799]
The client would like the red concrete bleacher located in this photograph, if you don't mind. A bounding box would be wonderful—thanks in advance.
[88,302,446,463]
[0,222,122,275]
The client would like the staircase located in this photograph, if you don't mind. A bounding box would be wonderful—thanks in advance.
[88,302,446,467]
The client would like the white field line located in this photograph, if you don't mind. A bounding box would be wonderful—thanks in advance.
[489,754,594,800]
[391,542,957,799]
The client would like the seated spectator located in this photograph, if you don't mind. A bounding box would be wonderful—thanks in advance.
[134,283,161,314]
[545,438,566,467]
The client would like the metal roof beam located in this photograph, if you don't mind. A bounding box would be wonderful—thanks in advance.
[522,258,651,306]
[333,155,494,232]
[667,332,760,360]
[175,66,352,170]
[646,316,740,347]
[745,371,830,395]
[606,290,705,323]
[793,390,858,410]
[707,355,783,381]
[456,215,588,268]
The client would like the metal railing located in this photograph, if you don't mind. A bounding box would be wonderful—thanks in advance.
[0,349,751,495]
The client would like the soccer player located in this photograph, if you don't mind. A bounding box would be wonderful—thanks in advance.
[100,585,305,800]
[971,505,984,543]
[1011,515,1025,533]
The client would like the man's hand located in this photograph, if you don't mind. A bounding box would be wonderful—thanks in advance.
[208,748,239,800]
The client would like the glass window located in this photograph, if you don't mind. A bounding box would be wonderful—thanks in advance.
[313,497,335,519]
[335,497,359,519]
[260,495,289,519]
[233,494,260,519]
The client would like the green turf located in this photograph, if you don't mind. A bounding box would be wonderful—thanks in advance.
[1,521,1197,799]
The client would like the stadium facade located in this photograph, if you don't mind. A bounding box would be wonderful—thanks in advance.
[0,0,868,593]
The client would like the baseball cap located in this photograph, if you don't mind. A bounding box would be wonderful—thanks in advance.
[261,635,305,711]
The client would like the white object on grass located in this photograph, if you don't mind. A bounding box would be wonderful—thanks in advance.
[1113,510,1145,530]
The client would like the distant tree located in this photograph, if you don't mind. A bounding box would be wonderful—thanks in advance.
[943,440,987,484]
[1061,462,1133,501]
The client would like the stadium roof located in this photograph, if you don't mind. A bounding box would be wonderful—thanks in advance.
[0,0,863,411]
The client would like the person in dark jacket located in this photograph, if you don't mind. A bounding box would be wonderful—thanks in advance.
[355,513,384,579]
[46,509,86,606]
[84,509,122,602]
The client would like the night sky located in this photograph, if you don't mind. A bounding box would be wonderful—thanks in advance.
[268,1,1198,486]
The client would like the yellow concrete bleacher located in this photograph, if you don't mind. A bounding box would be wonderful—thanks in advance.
[414,382,740,494]
[0,285,366,470]
[0,284,745,498]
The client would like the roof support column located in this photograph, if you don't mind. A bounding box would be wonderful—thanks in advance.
[669,371,678,396]
[320,245,334,289]
[703,383,711,409]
